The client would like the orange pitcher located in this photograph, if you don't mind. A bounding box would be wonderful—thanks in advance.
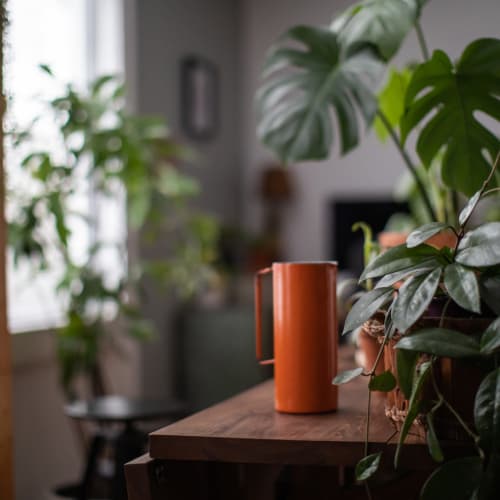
[254,262,338,413]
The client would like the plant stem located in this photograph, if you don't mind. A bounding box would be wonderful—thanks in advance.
[415,21,430,61]
[377,110,438,222]
[365,387,372,457]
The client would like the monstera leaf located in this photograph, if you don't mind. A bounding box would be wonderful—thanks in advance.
[401,38,500,196]
[331,0,420,61]
[257,26,384,164]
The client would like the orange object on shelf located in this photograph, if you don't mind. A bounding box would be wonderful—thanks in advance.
[254,262,338,414]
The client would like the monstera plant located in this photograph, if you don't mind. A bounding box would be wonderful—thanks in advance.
[257,0,500,224]
[257,0,500,498]
[8,69,218,398]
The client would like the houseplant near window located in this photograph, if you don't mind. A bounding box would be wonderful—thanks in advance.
[256,0,500,497]
[8,69,218,398]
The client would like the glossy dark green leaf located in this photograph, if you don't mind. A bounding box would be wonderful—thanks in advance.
[479,270,500,315]
[360,244,442,281]
[355,452,382,481]
[333,367,364,385]
[456,222,500,267]
[396,328,480,358]
[444,263,481,314]
[369,370,397,392]
[331,0,419,60]
[459,190,482,227]
[395,361,431,467]
[420,457,482,500]
[474,367,500,452]
[401,39,500,196]
[342,287,394,334]
[480,317,500,355]
[406,222,450,248]
[476,452,500,500]
[375,260,440,288]
[426,413,444,462]
[257,26,384,163]
[392,268,442,332]
[396,348,418,399]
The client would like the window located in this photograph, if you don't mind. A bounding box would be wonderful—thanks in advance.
[5,0,125,332]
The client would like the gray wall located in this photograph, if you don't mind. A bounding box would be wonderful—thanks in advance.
[130,0,242,398]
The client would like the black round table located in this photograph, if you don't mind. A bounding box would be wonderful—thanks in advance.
[56,396,187,500]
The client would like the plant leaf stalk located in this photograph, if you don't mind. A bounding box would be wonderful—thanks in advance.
[376,110,438,222]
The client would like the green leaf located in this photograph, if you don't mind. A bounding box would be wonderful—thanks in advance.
[91,75,116,96]
[459,190,482,227]
[474,367,500,452]
[392,267,442,332]
[401,39,500,196]
[332,367,364,385]
[479,270,500,315]
[406,222,450,248]
[355,452,382,481]
[443,263,481,314]
[395,360,431,467]
[374,66,413,140]
[331,0,419,60]
[420,457,483,500]
[342,287,394,334]
[369,370,397,392]
[360,243,442,281]
[480,317,500,355]
[456,222,500,267]
[425,412,444,462]
[396,348,418,399]
[375,260,440,288]
[257,26,384,163]
[396,328,480,358]
[39,63,54,76]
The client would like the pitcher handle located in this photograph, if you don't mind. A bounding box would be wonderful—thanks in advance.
[254,267,274,365]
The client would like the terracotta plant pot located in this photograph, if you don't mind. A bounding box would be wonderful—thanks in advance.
[382,315,493,440]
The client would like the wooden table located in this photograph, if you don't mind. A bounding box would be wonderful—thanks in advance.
[125,349,465,499]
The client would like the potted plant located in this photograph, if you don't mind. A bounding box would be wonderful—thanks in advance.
[7,69,218,398]
[255,0,500,497]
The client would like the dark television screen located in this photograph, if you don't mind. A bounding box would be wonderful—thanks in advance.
[330,199,409,275]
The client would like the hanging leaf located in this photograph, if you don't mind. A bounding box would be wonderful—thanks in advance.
[395,360,431,467]
[331,0,419,61]
[474,367,500,452]
[360,243,442,281]
[396,328,480,358]
[342,287,394,334]
[406,222,450,248]
[355,452,382,481]
[401,39,500,196]
[332,367,364,385]
[456,222,500,267]
[392,267,442,332]
[369,370,397,391]
[443,263,481,314]
[420,457,483,500]
[480,317,500,355]
[426,412,444,462]
[257,26,384,163]
[396,349,418,399]
[375,260,439,288]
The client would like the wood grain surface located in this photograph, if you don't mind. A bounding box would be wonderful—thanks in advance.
[149,348,465,469]
[0,4,14,498]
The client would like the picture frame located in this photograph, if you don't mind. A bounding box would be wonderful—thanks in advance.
[180,55,218,141]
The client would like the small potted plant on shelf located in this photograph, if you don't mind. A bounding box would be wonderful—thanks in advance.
[7,68,218,398]
[255,0,500,497]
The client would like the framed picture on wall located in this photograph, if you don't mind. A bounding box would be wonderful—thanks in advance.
[180,55,218,141]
